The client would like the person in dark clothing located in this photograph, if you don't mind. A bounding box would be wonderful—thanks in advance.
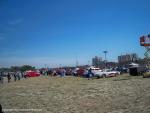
[21,72,24,78]
[14,73,17,82]
[0,72,4,84]
[88,68,93,80]
[0,104,4,113]
[7,73,11,83]
[16,72,20,80]
[24,73,27,78]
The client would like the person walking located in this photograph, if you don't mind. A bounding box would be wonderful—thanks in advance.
[21,72,24,78]
[0,72,1,84]
[0,72,4,84]
[14,72,17,82]
[0,104,4,113]
[63,69,66,77]
[88,68,93,80]
[7,72,11,83]
[17,72,20,80]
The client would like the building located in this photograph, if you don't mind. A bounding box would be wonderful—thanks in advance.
[92,56,103,68]
[118,53,138,64]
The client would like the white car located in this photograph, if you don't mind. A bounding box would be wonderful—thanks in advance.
[93,69,120,78]
[84,68,102,77]
[93,70,104,78]
[104,69,120,75]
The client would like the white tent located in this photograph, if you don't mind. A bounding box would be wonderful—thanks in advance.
[87,66,100,70]
[129,63,139,67]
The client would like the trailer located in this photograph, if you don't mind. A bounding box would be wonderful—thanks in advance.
[129,66,146,76]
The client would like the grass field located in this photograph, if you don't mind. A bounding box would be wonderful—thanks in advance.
[0,74,150,113]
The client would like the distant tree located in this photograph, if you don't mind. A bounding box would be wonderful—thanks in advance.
[0,67,10,72]
[20,65,35,72]
[10,66,20,72]
[0,65,35,72]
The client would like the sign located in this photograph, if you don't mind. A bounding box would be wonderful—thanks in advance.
[140,35,150,46]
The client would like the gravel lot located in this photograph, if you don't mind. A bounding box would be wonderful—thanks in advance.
[0,74,150,113]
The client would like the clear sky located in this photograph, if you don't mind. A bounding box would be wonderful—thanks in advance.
[0,0,149,68]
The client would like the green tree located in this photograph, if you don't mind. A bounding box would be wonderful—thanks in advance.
[20,65,35,72]
[10,66,20,72]
[0,67,10,72]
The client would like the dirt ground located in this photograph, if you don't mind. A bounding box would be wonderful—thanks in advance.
[0,74,150,113]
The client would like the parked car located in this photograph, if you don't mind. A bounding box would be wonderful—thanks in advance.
[93,70,104,78]
[25,70,40,77]
[104,69,120,75]
[72,68,79,76]
[66,69,72,76]
[84,68,103,78]
[93,69,120,78]
[116,67,128,74]
[77,68,85,76]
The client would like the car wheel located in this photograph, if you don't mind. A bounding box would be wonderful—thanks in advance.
[97,76,100,79]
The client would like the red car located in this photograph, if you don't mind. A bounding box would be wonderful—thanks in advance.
[25,71,40,77]
[77,68,85,76]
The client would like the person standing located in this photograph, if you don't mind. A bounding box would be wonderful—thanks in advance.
[0,72,4,84]
[0,104,4,113]
[17,72,20,80]
[21,72,24,78]
[7,72,11,83]
[63,69,66,77]
[14,72,17,82]
[88,68,93,80]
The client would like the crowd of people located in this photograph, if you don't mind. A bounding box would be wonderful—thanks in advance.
[0,71,26,84]
[41,68,67,77]
[0,67,102,85]
[40,67,94,80]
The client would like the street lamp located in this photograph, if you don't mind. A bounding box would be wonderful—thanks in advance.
[76,56,79,67]
[103,51,108,68]
[44,64,47,69]
[88,60,90,66]
[59,64,62,68]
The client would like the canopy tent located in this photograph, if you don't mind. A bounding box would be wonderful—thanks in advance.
[129,63,139,67]
[87,66,100,70]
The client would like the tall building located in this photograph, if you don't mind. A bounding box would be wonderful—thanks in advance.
[92,56,102,68]
[118,53,138,64]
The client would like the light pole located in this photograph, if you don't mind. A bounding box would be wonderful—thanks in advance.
[88,60,90,66]
[44,64,47,69]
[59,64,61,68]
[76,56,78,67]
[103,51,108,68]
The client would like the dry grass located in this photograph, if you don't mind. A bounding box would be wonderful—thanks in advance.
[0,74,150,113]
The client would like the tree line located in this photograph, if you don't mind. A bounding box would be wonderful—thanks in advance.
[0,65,35,72]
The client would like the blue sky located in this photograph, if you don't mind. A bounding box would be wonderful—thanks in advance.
[0,0,149,68]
